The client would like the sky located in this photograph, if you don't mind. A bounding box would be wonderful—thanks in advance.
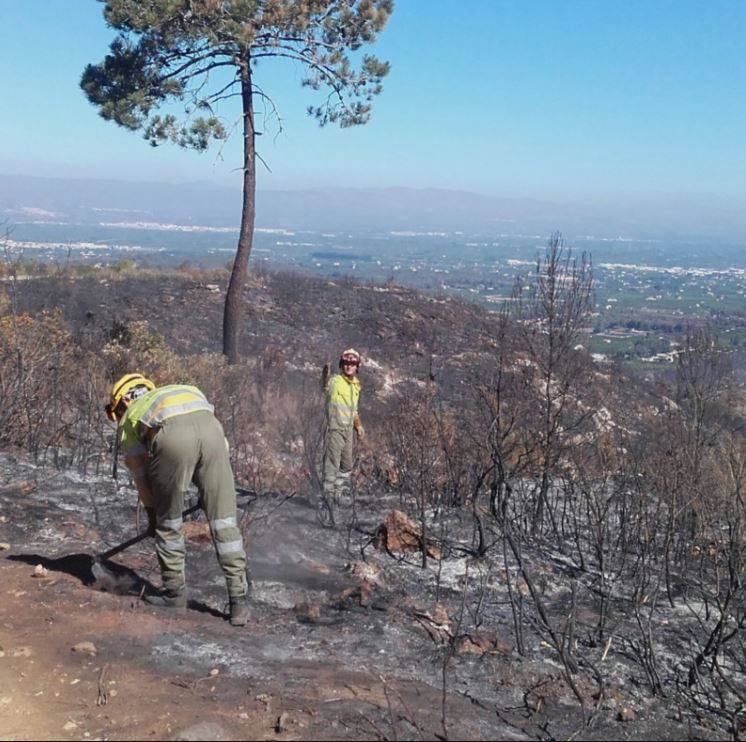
[0,0,745,208]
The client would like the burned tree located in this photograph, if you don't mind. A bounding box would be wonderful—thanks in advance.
[81,0,392,362]
[513,232,594,536]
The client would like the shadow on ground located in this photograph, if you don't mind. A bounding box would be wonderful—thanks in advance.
[8,552,228,619]
[8,552,142,589]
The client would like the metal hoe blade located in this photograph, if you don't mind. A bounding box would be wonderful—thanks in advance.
[90,502,201,588]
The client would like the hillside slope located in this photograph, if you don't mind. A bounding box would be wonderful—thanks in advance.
[2,266,743,740]
[0,453,703,741]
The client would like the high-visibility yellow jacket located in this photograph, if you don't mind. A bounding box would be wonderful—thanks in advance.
[118,384,214,506]
[326,373,362,433]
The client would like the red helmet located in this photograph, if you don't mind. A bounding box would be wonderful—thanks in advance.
[339,348,361,368]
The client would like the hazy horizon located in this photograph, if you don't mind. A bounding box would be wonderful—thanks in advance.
[1,172,745,245]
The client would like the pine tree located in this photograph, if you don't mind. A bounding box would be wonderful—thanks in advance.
[82,0,392,362]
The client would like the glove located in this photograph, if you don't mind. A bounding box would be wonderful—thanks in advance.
[355,425,366,442]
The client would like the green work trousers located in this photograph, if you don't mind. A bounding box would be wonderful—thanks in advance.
[147,410,247,597]
[322,426,354,497]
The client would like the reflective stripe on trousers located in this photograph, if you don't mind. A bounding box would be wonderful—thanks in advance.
[148,410,248,598]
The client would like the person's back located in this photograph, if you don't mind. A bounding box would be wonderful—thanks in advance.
[119,383,213,455]
[107,374,249,626]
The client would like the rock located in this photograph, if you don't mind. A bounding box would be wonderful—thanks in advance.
[336,582,381,611]
[374,509,442,559]
[430,603,450,625]
[0,697,11,706]
[12,646,33,658]
[171,722,229,741]
[456,632,513,656]
[618,706,636,722]
[412,604,453,644]
[32,564,49,578]
[339,587,358,602]
[209,668,220,677]
[359,580,374,607]
[302,558,330,575]
[275,711,290,733]
[344,561,382,585]
[71,642,97,657]
[63,721,78,731]
[182,521,212,543]
[0,543,10,551]
[294,602,321,623]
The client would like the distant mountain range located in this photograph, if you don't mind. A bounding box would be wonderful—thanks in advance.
[1,172,743,241]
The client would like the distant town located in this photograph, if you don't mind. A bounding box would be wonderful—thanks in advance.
[2,214,744,375]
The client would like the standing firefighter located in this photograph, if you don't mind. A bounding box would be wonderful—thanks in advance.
[322,349,365,504]
[106,373,249,626]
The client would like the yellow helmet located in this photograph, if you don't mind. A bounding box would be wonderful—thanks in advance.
[105,373,155,421]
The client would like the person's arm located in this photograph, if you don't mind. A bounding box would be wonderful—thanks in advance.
[123,449,154,508]
[353,381,364,439]
[325,373,336,418]
[119,416,154,508]
[353,413,365,440]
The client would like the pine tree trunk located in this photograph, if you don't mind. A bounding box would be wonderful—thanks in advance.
[223,55,256,363]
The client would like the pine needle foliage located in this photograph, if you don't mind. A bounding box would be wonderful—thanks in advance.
[81,0,393,361]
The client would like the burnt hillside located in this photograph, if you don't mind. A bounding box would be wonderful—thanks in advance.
[2,261,745,740]
[14,267,504,410]
[15,268,491,353]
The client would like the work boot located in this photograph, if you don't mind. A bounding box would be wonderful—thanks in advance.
[143,586,187,611]
[228,596,249,627]
[317,490,336,527]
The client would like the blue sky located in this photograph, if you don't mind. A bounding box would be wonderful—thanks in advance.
[0,1,744,205]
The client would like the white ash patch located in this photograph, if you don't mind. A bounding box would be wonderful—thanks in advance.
[252,580,318,609]
[36,526,68,544]
[153,636,249,675]
[362,355,383,371]
[61,469,116,486]
[394,555,472,592]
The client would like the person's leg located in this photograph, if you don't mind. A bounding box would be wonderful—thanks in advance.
[191,413,248,602]
[322,428,345,498]
[334,428,354,497]
[146,418,199,598]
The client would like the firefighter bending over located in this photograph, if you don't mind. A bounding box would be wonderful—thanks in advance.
[106,374,249,626]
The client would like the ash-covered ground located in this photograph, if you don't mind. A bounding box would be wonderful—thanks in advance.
[0,452,723,741]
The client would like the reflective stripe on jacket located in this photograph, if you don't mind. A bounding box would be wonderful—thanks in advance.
[119,384,214,456]
[326,373,361,431]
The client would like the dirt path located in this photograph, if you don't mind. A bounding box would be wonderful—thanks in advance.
[0,558,271,741]
[0,555,512,741]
